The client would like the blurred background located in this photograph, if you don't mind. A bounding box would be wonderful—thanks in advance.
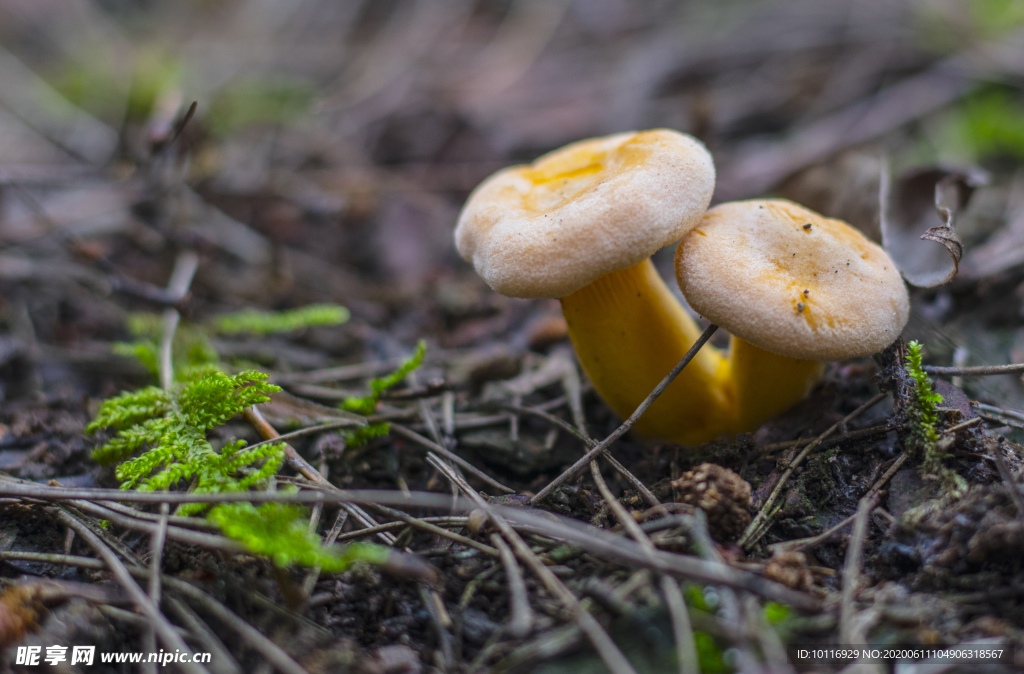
[1,0,1024,409]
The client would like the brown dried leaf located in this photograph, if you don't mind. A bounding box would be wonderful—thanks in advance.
[880,165,987,288]
[959,173,1024,279]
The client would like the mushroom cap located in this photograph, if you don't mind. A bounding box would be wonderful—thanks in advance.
[676,200,909,360]
[454,129,715,298]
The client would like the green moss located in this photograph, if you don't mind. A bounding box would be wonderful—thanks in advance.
[342,340,426,414]
[212,304,349,336]
[683,584,710,613]
[207,77,314,137]
[951,88,1024,161]
[906,341,965,497]
[126,47,183,120]
[46,45,181,124]
[96,302,402,571]
[968,0,1024,37]
[90,370,286,515]
[116,304,349,385]
[694,631,727,673]
[765,602,790,625]
[209,501,388,571]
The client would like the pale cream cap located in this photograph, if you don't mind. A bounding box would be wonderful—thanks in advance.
[454,129,715,298]
[676,200,909,360]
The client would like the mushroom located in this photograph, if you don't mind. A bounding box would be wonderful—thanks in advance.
[455,129,732,442]
[675,199,909,431]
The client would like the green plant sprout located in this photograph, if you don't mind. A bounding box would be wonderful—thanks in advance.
[339,340,427,449]
[906,340,966,496]
[209,501,388,571]
[92,303,429,572]
[89,370,286,514]
[114,303,349,384]
[949,87,1024,161]
[213,304,350,336]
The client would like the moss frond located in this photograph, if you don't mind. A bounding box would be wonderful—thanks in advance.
[341,422,392,450]
[178,370,279,429]
[116,305,349,387]
[91,302,406,574]
[88,387,172,433]
[209,501,388,571]
[906,340,964,496]
[92,416,172,466]
[91,370,283,502]
[114,319,219,386]
[342,340,426,416]
[906,341,941,444]
[113,341,160,378]
[211,304,349,336]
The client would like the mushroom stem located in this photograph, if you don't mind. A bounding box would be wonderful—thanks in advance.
[560,259,734,444]
[728,337,825,432]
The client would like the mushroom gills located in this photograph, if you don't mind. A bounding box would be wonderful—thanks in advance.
[560,259,735,444]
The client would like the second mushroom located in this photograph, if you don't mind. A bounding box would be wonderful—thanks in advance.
[675,199,910,433]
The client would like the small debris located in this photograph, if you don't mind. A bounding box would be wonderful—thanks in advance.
[672,463,752,541]
[763,549,815,592]
[0,586,42,648]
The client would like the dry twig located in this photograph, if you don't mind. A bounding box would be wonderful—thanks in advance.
[531,324,718,505]
[590,461,698,674]
[158,250,199,390]
[391,422,515,493]
[0,483,819,608]
[429,454,640,674]
[52,508,210,674]
[925,363,1024,376]
[839,492,879,645]
[490,533,534,638]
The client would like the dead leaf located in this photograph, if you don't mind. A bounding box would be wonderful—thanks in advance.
[960,171,1024,279]
[879,164,988,288]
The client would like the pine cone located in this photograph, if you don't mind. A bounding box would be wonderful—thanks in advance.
[672,463,752,541]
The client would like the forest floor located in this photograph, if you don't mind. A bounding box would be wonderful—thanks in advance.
[4,1,1024,672]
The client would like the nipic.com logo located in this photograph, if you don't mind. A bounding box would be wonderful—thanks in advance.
[15,645,95,666]
[14,646,211,666]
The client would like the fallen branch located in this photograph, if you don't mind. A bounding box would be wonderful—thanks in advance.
[0,482,819,609]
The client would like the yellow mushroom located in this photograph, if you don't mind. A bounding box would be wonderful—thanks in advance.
[675,199,910,433]
[454,129,733,442]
